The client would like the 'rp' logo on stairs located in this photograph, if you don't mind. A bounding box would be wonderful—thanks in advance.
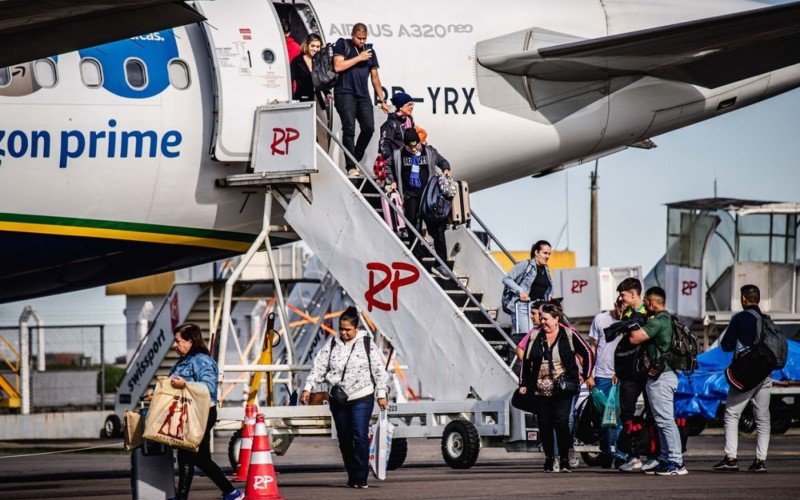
[365,262,420,311]
[271,127,300,155]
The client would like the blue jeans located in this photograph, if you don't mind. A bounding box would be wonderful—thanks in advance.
[330,397,374,483]
[334,93,374,169]
[594,377,620,455]
[646,371,682,465]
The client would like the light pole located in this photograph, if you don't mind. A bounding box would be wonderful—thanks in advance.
[590,160,599,267]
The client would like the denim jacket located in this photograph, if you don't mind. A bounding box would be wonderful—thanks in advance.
[169,351,218,404]
[501,259,552,312]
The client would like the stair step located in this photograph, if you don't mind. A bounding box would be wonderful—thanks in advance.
[433,275,468,291]
[446,290,483,307]
[462,306,498,324]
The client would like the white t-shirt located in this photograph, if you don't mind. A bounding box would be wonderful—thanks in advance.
[589,311,621,379]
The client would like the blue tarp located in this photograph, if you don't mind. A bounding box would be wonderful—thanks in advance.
[675,339,800,419]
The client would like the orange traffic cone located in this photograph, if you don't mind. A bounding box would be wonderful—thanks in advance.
[234,404,258,481]
[244,413,284,500]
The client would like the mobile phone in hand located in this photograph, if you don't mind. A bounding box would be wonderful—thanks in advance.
[365,43,374,51]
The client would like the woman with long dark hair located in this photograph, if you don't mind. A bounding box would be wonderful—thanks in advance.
[502,240,553,329]
[519,304,593,473]
[300,306,389,488]
[169,323,243,500]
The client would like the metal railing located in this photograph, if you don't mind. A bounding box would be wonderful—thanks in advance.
[471,209,518,266]
[317,116,516,354]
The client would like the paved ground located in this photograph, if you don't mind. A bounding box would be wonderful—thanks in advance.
[1,432,799,499]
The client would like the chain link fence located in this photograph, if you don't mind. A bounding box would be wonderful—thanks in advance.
[0,324,126,411]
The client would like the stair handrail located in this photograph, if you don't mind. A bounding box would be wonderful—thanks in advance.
[316,116,516,351]
[470,210,518,267]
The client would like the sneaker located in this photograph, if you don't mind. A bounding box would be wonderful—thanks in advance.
[430,266,449,279]
[748,459,767,473]
[568,449,579,469]
[712,456,739,472]
[347,168,360,178]
[543,457,555,473]
[354,481,369,489]
[655,461,688,476]
[619,457,643,472]
[222,489,245,500]
[642,458,662,474]
[553,459,561,472]
[613,456,628,470]
[560,458,572,473]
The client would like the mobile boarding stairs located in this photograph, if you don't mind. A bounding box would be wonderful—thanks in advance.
[211,103,547,468]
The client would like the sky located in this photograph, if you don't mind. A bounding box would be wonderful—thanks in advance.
[473,87,800,272]
[2,0,798,323]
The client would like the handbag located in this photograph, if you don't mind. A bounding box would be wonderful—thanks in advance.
[511,387,538,413]
[547,331,579,395]
[502,260,534,315]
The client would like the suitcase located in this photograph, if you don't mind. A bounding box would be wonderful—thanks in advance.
[381,190,407,234]
[131,407,175,500]
[132,439,175,499]
[449,180,471,225]
[514,301,533,334]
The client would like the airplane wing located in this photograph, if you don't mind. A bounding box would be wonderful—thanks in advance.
[477,1,800,89]
[0,0,205,67]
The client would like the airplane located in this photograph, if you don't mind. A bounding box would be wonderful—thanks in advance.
[1,0,799,303]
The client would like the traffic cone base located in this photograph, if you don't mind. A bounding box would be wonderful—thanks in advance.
[245,414,284,499]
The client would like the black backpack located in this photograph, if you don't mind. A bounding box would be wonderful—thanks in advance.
[420,175,451,225]
[658,313,699,373]
[746,309,788,369]
[311,42,338,91]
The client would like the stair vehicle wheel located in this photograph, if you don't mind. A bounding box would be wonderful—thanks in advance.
[228,428,243,470]
[580,451,603,467]
[387,437,408,470]
[101,414,122,439]
[686,415,707,436]
[770,400,791,435]
[738,402,756,434]
[441,419,480,469]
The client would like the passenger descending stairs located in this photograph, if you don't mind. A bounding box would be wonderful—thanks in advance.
[285,147,518,401]
[153,288,214,380]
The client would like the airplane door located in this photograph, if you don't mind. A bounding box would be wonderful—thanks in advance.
[194,0,291,161]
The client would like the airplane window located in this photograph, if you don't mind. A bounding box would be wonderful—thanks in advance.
[80,58,103,88]
[0,67,9,87]
[168,59,190,90]
[125,58,147,89]
[34,59,58,88]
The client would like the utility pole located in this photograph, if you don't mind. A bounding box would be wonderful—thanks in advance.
[590,160,599,267]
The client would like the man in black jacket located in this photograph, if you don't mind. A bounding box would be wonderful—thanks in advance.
[713,284,771,473]
[386,128,451,278]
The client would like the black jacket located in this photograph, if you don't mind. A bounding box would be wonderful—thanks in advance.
[385,144,450,198]
[378,113,414,159]
[520,327,593,394]
[290,55,329,109]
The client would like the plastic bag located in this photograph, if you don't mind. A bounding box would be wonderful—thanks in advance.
[601,384,620,429]
[368,410,394,480]
[143,377,211,452]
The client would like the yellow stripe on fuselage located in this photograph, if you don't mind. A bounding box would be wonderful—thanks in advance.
[0,221,253,252]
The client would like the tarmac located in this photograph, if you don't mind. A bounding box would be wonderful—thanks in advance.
[0,430,799,499]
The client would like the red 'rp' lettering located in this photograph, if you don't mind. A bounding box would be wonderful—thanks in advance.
[271,127,300,155]
[571,279,588,293]
[365,262,420,312]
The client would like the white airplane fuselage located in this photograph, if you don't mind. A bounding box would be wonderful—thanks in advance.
[0,0,797,302]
